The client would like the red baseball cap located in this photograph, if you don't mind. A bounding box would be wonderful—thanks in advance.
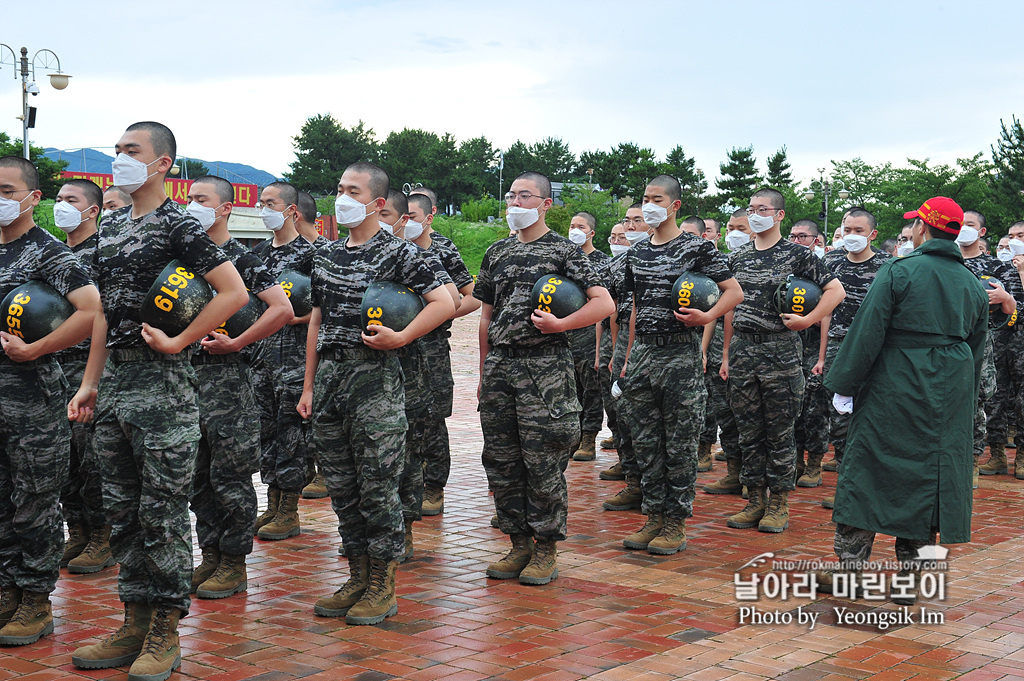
[903,197,963,234]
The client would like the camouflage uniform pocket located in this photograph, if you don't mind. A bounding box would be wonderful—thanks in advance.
[524,351,581,420]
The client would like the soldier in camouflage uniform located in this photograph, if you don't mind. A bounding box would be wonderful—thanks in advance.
[956,211,1021,481]
[993,220,1024,479]
[475,172,612,585]
[68,123,248,679]
[250,182,316,540]
[566,212,611,462]
[596,222,630,463]
[52,180,112,576]
[0,156,100,646]
[619,195,741,555]
[724,188,843,534]
[184,177,293,599]
[301,163,452,626]
[406,189,479,516]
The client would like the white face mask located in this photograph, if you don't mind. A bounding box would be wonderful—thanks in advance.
[624,230,649,244]
[641,202,669,228]
[53,200,93,231]
[813,246,825,258]
[0,196,32,227]
[954,225,980,246]
[843,234,868,254]
[335,193,375,228]
[610,243,629,256]
[111,153,161,194]
[260,205,287,232]
[747,212,776,233]
[186,201,221,230]
[897,241,914,257]
[1009,239,1024,257]
[379,221,394,235]
[832,237,846,250]
[568,227,587,245]
[725,230,750,250]
[998,249,1013,262]
[404,220,424,240]
[506,206,540,231]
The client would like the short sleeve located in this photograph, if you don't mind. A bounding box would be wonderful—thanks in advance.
[474,245,495,305]
[170,213,228,276]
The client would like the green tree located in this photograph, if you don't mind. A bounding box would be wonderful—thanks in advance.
[0,132,69,199]
[766,146,793,188]
[453,136,498,204]
[991,116,1024,230]
[180,159,209,180]
[715,146,761,211]
[560,184,625,254]
[661,145,709,216]
[284,114,378,193]
[528,137,575,180]
[501,141,532,186]
[378,127,439,189]
[424,133,460,210]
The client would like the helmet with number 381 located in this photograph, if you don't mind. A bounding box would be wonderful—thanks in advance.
[773,275,823,317]
[531,274,587,319]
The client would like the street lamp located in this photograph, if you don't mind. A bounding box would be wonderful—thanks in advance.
[0,45,72,160]
[802,168,849,239]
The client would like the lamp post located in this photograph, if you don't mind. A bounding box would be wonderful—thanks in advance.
[0,45,72,160]
[802,168,849,239]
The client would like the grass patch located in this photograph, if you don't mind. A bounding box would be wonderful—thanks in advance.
[432,217,508,276]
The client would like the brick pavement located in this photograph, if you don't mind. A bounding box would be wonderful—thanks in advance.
[2,311,1023,680]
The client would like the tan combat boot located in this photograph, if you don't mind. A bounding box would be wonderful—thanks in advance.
[600,435,616,450]
[68,525,115,574]
[822,495,835,509]
[0,588,21,630]
[599,460,625,481]
[191,546,221,593]
[0,591,53,646]
[797,453,824,487]
[399,521,414,564]
[647,516,687,555]
[697,442,713,473]
[196,554,247,599]
[346,558,398,625]
[816,569,861,598]
[726,486,767,529]
[980,443,1008,475]
[519,538,558,585]
[421,486,444,516]
[127,606,181,681]
[301,471,328,499]
[758,490,789,533]
[623,513,663,550]
[572,431,599,461]
[703,458,742,495]
[314,554,370,617]
[72,602,152,669]
[603,476,642,510]
[486,534,534,579]
[257,491,300,540]
[61,521,88,568]
[796,449,806,479]
[254,486,280,533]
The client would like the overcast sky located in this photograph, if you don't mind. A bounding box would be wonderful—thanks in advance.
[3,0,1022,190]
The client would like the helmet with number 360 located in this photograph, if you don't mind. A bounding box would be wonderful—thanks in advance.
[773,275,823,316]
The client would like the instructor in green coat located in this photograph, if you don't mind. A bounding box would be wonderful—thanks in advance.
[823,196,988,580]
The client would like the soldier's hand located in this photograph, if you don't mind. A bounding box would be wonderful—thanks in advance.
[1013,255,1024,273]
[781,313,811,331]
[812,359,825,376]
[675,307,712,327]
[719,357,729,381]
[702,351,708,374]
[141,323,184,355]
[68,386,98,423]
[362,324,405,350]
[201,331,240,355]
[607,357,614,373]
[297,390,313,420]
[0,331,39,362]
[986,280,1011,306]
[531,309,564,334]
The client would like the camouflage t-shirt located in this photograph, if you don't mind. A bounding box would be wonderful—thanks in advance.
[624,232,732,335]
[251,234,314,279]
[728,238,836,334]
[474,230,604,349]
[822,249,891,338]
[427,232,472,335]
[962,252,1024,329]
[311,235,332,249]
[312,230,443,351]
[605,252,632,327]
[1,227,93,355]
[569,249,612,350]
[59,232,99,355]
[95,199,227,349]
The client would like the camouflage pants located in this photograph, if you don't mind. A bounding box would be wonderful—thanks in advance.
[479,347,580,541]
[728,332,804,492]
[985,329,1021,446]
[701,350,742,462]
[796,340,830,457]
[399,341,430,522]
[420,332,454,490]
[621,336,705,519]
[824,337,848,463]
[834,523,934,569]
[611,330,638,477]
[973,334,997,458]
[597,330,617,442]
[570,329,604,434]
[58,355,105,531]
[253,325,309,493]
[93,352,200,614]
[311,355,407,562]
[190,359,259,556]
[0,358,69,594]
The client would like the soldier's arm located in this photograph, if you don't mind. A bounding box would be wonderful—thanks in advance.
[621,297,637,378]
[203,283,293,354]
[297,306,321,420]
[813,315,830,375]
[362,285,455,351]
[68,310,109,423]
[532,285,614,334]
[783,279,845,331]
[477,302,493,400]
[454,281,482,318]
[719,310,734,381]
[1,283,100,361]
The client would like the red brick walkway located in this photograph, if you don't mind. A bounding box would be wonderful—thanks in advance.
[3,312,1023,680]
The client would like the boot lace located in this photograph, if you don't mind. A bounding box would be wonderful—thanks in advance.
[140,608,173,656]
[363,562,389,600]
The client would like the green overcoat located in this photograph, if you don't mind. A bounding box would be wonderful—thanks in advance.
[823,238,988,543]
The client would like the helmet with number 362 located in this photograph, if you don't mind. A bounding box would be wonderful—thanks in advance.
[773,275,823,317]
[531,274,586,319]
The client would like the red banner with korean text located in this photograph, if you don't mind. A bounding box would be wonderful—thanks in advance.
[60,172,258,208]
